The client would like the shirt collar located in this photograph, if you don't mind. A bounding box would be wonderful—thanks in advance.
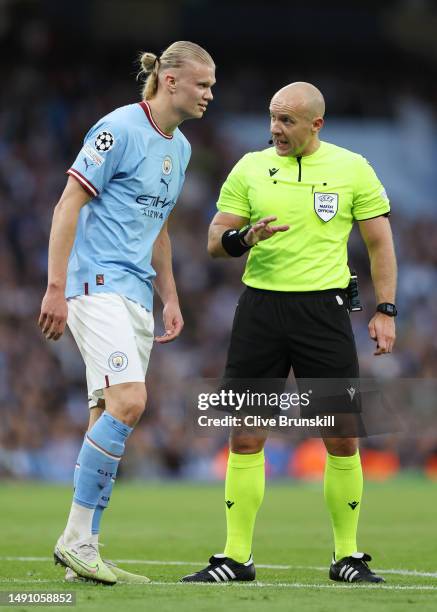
[139,101,173,139]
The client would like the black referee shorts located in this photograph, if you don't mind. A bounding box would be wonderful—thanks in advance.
[223,286,361,421]
[225,286,359,379]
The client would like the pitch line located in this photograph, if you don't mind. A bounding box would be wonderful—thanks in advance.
[146,582,437,591]
[0,557,436,579]
[0,578,436,591]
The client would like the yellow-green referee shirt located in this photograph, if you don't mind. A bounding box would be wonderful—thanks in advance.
[217,141,390,291]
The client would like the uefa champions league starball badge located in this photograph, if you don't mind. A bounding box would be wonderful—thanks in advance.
[95,131,115,152]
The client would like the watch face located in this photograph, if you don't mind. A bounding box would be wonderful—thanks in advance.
[378,303,397,316]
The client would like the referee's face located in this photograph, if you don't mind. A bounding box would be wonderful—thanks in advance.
[269,99,320,157]
[172,61,216,120]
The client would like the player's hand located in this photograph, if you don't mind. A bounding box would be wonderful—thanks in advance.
[244,216,290,247]
[38,287,68,341]
[155,300,184,344]
[368,312,396,356]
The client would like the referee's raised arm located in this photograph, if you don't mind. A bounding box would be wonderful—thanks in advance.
[208,212,289,258]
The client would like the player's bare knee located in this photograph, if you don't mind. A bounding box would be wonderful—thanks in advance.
[104,383,147,427]
[109,397,146,427]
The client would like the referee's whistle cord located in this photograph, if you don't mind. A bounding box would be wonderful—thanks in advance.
[297,156,302,182]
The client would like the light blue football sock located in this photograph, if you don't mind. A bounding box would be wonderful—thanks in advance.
[73,411,132,510]
[74,435,115,535]
[91,477,115,535]
[75,455,114,535]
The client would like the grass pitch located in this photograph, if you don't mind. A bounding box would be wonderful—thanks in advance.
[0,479,436,611]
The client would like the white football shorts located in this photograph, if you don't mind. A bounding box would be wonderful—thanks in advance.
[67,293,154,409]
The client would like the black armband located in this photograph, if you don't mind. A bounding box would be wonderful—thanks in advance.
[221,225,253,257]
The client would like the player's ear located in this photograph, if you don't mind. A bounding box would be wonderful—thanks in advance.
[163,73,177,93]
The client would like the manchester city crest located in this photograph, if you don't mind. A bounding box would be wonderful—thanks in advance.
[162,156,173,175]
[314,192,339,222]
[108,351,128,372]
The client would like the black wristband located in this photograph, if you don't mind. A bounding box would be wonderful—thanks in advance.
[221,225,253,257]
[376,303,397,317]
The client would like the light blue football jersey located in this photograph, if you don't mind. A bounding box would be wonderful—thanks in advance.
[66,101,191,311]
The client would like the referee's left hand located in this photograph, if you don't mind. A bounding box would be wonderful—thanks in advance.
[368,312,396,355]
[244,216,289,247]
[155,301,184,344]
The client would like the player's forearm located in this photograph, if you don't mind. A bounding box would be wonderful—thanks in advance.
[367,240,397,304]
[152,230,179,304]
[47,200,82,291]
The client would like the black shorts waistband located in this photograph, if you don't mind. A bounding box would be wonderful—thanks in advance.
[245,286,348,298]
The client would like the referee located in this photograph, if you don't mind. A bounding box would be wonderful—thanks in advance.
[182,82,397,584]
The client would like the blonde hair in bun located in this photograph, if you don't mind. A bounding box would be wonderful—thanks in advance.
[138,41,214,100]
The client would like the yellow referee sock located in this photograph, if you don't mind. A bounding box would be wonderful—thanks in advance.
[223,449,265,563]
[324,450,363,560]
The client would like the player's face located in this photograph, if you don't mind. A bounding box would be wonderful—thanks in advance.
[173,61,216,119]
[269,97,321,157]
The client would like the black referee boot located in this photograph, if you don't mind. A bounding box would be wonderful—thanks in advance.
[329,552,385,583]
[180,553,256,583]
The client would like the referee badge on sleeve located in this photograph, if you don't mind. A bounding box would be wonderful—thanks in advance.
[314,192,338,222]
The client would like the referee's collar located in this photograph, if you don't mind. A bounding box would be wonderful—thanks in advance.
[278,141,324,161]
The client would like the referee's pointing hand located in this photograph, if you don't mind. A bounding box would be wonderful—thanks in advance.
[244,216,290,247]
[368,312,396,356]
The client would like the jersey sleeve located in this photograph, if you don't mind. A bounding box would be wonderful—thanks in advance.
[183,139,192,173]
[67,120,127,198]
[216,155,251,218]
[173,137,192,203]
[352,156,390,220]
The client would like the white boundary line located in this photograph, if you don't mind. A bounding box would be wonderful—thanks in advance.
[0,557,436,579]
[0,578,436,591]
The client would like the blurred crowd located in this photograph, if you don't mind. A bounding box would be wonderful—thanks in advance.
[1,4,437,482]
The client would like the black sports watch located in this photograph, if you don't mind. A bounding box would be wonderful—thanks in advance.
[376,303,397,317]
